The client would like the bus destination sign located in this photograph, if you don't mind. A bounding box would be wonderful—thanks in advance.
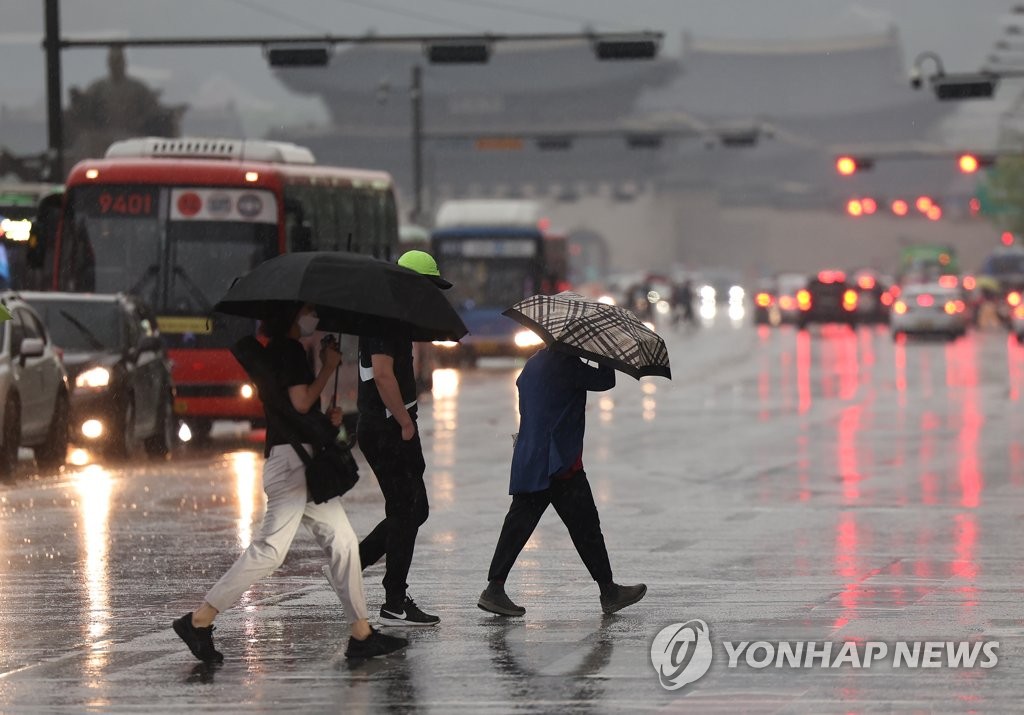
[77,186,159,217]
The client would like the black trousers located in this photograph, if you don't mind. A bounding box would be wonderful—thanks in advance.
[487,470,613,584]
[357,416,428,606]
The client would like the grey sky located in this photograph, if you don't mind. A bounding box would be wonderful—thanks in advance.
[0,1,1018,128]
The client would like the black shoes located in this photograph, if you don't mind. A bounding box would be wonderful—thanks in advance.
[345,627,409,659]
[379,596,440,626]
[600,583,647,615]
[173,612,224,663]
[477,582,526,616]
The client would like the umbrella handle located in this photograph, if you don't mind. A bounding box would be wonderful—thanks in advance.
[330,332,341,409]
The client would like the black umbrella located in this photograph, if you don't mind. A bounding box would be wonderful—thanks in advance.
[214,251,468,342]
[503,291,671,380]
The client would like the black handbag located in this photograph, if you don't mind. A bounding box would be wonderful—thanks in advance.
[231,336,359,503]
[291,439,360,504]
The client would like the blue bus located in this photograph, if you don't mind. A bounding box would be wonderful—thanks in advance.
[430,200,562,366]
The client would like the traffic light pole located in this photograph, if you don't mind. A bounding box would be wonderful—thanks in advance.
[43,0,63,181]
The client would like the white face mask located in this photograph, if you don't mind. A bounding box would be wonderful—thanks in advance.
[297,313,319,337]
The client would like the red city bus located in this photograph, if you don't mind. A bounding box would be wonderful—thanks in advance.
[52,137,399,442]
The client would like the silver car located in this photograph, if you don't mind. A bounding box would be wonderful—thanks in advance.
[0,293,70,477]
[890,283,968,340]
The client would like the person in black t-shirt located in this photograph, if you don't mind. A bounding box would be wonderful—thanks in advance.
[357,250,451,627]
[172,302,407,662]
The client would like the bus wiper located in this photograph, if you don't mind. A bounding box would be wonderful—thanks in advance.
[129,264,160,296]
[171,264,214,313]
[58,309,105,351]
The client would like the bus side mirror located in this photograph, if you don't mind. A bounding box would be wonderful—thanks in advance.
[26,224,46,269]
[27,192,62,270]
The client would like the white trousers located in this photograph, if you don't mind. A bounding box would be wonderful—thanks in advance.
[204,445,369,624]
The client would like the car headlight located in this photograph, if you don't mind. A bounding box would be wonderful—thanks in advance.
[431,340,459,348]
[75,366,111,389]
[514,330,545,348]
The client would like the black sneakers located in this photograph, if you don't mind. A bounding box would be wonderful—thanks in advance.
[379,596,440,626]
[477,582,526,616]
[345,627,409,659]
[173,612,224,663]
[600,583,647,615]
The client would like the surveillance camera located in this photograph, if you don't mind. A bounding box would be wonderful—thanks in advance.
[909,68,923,90]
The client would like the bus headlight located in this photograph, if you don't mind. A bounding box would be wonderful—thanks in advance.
[514,330,544,348]
[76,366,111,389]
[240,383,255,399]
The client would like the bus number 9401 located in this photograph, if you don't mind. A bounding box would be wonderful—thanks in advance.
[98,191,154,216]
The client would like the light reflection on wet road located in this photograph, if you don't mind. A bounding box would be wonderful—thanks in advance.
[0,317,1021,712]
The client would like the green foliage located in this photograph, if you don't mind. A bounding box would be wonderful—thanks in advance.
[980,156,1024,234]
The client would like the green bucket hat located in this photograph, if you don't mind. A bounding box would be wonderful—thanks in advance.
[397,250,452,289]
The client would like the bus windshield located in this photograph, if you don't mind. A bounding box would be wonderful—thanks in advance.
[433,233,543,309]
[60,185,277,313]
[443,256,539,309]
[165,221,277,314]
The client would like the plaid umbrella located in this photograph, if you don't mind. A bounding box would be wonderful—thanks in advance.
[503,291,671,380]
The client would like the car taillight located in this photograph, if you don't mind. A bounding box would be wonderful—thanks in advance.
[755,292,772,307]
[881,291,894,306]
[779,295,795,310]
[1008,291,1022,307]
[917,294,934,307]
[944,301,958,315]
[938,275,958,288]
[894,301,908,314]
[842,289,858,311]
[797,289,812,310]
[1016,305,1024,319]
[857,275,876,290]
[890,285,902,298]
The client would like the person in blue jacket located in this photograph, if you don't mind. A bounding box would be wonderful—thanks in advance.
[477,346,647,617]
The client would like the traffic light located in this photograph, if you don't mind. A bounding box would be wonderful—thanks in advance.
[957,153,996,173]
[536,136,573,151]
[266,46,331,67]
[626,133,663,149]
[593,35,660,60]
[835,155,874,176]
[931,73,999,100]
[717,127,760,148]
[426,41,491,63]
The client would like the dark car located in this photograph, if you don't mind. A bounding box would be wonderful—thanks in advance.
[850,269,890,324]
[21,291,175,459]
[796,270,858,329]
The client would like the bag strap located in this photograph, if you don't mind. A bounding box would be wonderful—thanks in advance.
[263,398,316,466]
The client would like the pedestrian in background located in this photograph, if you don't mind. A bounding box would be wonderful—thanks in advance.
[357,250,452,626]
[172,303,407,662]
[478,346,647,617]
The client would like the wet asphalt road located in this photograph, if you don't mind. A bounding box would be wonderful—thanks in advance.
[0,314,1021,713]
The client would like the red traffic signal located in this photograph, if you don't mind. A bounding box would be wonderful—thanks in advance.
[836,156,874,175]
[957,153,996,174]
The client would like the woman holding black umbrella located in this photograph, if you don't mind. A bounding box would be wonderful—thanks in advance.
[172,303,407,662]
